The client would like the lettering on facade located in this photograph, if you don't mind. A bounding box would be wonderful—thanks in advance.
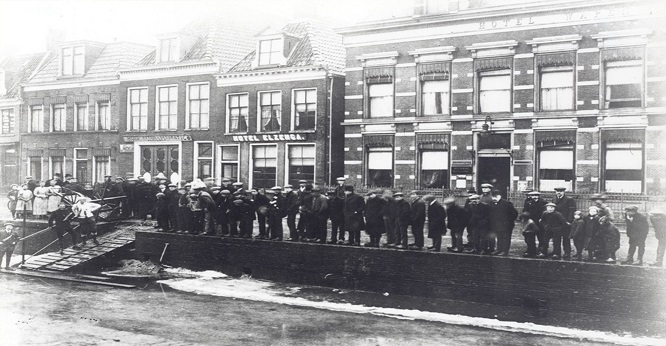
[122,135,193,142]
[119,144,134,153]
[231,133,308,142]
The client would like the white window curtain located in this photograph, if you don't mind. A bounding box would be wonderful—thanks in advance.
[368,150,392,169]
[422,81,450,115]
[421,151,448,169]
[369,84,393,118]
[540,150,574,169]
[479,73,510,112]
[605,62,642,108]
[541,70,574,111]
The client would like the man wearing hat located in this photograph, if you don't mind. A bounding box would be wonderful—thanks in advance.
[392,192,411,249]
[220,177,234,193]
[622,206,649,265]
[309,187,329,243]
[523,190,548,256]
[296,181,312,239]
[283,185,300,241]
[265,189,284,240]
[251,188,271,239]
[553,187,576,259]
[123,177,138,218]
[48,201,77,254]
[343,185,365,246]
[334,177,346,199]
[177,187,193,233]
[71,197,102,246]
[464,194,491,254]
[230,198,253,238]
[232,182,245,196]
[539,202,568,260]
[0,222,20,269]
[328,186,345,244]
[425,195,446,252]
[215,190,232,236]
[480,183,493,205]
[193,183,216,236]
[444,197,469,253]
[650,210,666,267]
[363,190,385,247]
[408,191,426,251]
[489,190,518,256]
[166,183,180,232]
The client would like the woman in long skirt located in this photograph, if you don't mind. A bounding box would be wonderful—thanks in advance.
[33,181,49,218]
[7,184,19,219]
[15,184,33,219]
[47,184,63,213]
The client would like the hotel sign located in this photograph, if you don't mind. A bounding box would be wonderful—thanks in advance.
[231,133,308,142]
[123,135,193,142]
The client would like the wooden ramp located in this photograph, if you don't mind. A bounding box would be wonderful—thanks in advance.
[19,228,135,272]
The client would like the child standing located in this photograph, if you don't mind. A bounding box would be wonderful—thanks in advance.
[520,212,540,258]
[583,206,601,261]
[569,210,585,261]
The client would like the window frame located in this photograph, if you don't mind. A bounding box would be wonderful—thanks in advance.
[367,82,394,118]
[538,66,575,112]
[185,82,210,130]
[602,60,644,109]
[75,102,88,132]
[226,92,249,134]
[61,46,84,76]
[49,155,65,180]
[95,101,110,131]
[477,69,512,114]
[249,143,278,189]
[536,146,576,192]
[258,38,283,66]
[1,108,15,134]
[257,90,282,133]
[28,156,43,181]
[29,105,44,133]
[155,84,178,131]
[366,146,394,188]
[419,79,451,117]
[92,155,110,184]
[158,38,179,63]
[418,149,449,189]
[193,141,214,180]
[51,103,66,132]
[291,88,317,131]
[127,87,149,132]
[601,141,644,193]
[74,148,89,183]
[218,144,240,183]
[285,143,316,186]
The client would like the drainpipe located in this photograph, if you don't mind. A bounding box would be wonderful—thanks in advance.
[325,66,334,185]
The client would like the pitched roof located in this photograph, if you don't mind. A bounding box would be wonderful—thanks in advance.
[0,52,48,98]
[27,42,152,84]
[227,19,345,75]
[135,15,265,73]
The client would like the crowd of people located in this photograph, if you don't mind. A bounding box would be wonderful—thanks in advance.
[3,173,665,270]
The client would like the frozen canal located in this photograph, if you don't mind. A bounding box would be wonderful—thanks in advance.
[1,266,663,346]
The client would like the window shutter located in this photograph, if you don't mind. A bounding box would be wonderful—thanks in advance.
[363,134,394,148]
[365,67,394,84]
[418,63,450,81]
[474,57,512,71]
[536,52,575,67]
[535,130,576,148]
[601,47,644,62]
[416,133,449,150]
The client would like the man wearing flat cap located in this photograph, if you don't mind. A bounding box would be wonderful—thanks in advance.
[309,187,329,243]
[283,184,300,241]
[523,190,548,256]
[539,202,568,260]
[464,194,491,254]
[392,192,411,249]
[552,187,576,259]
[0,222,20,269]
[251,188,271,239]
[343,185,365,246]
[334,177,346,199]
[622,206,649,265]
[328,185,346,244]
[480,183,493,205]
[363,190,385,247]
[489,190,518,256]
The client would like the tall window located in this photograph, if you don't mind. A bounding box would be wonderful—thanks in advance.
[75,103,87,131]
[51,156,64,178]
[538,148,574,191]
[368,84,393,118]
[97,102,110,130]
[293,89,316,130]
[52,104,66,132]
[1,108,14,134]
[30,106,44,132]
[258,39,282,65]
[479,70,511,113]
[604,60,643,109]
[421,80,450,115]
[219,145,239,182]
[259,91,281,132]
[420,151,448,188]
[195,142,213,179]
[228,93,248,133]
[287,144,315,186]
[94,155,110,183]
[604,142,643,193]
[252,145,277,188]
[367,147,393,187]
[129,88,148,131]
[540,67,574,111]
[159,38,178,62]
[29,156,42,181]
[157,86,177,130]
[62,46,84,76]
[75,149,88,183]
[188,84,209,129]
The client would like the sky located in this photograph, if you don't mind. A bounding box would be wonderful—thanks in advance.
[0,0,415,58]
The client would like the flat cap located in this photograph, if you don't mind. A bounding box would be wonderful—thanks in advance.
[233,199,244,204]
[168,183,177,187]
[271,186,283,191]
[232,182,243,186]
[221,190,231,194]
[298,179,308,184]
[624,205,639,212]
[590,193,607,201]
[311,186,321,192]
[343,185,354,192]
[554,187,566,192]
[545,202,557,207]
[468,194,480,200]
[393,192,404,197]
[491,189,501,196]
[283,184,293,189]
[480,183,493,188]
[4,222,14,227]
[527,191,541,196]
[336,177,346,181]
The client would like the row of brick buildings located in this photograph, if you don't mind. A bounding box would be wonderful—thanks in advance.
[0,0,665,194]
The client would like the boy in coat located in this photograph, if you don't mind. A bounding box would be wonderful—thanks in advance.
[539,202,568,260]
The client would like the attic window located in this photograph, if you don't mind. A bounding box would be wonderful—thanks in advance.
[62,46,84,76]
[159,38,178,63]
[259,38,282,65]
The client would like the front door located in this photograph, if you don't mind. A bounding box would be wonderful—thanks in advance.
[140,145,179,181]
[477,156,511,194]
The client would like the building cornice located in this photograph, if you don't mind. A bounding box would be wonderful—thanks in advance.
[215,66,337,87]
[119,60,219,81]
[23,78,119,92]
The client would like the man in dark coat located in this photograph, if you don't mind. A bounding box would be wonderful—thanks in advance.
[328,186,346,244]
[282,185,299,241]
[426,195,446,252]
[177,187,193,233]
[392,192,411,249]
[194,184,216,236]
[265,190,285,241]
[539,202,569,260]
[465,194,491,254]
[296,180,312,240]
[553,187,576,259]
[166,183,180,232]
[409,191,426,250]
[309,187,329,243]
[123,178,138,218]
[444,197,469,252]
[230,198,253,238]
[343,185,365,246]
[215,190,232,235]
[48,201,76,254]
[381,191,396,246]
[523,190,548,256]
[650,210,666,267]
[251,188,271,239]
[363,190,385,247]
[0,222,20,269]
[489,190,518,256]
[622,206,650,265]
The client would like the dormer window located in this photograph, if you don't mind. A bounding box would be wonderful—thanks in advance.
[159,38,178,63]
[62,46,84,76]
[259,38,282,66]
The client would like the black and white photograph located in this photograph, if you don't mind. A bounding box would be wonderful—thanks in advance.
[0,0,665,344]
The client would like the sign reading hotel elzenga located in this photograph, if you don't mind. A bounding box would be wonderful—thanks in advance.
[231,133,308,142]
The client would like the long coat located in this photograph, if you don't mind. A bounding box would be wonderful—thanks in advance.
[446,204,469,231]
[344,193,365,231]
[466,201,490,233]
[541,211,568,236]
[652,214,666,241]
[394,199,411,226]
[410,198,426,228]
[427,200,446,238]
[523,198,547,223]
[625,212,649,244]
[364,196,385,235]
[489,199,518,234]
[554,194,577,222]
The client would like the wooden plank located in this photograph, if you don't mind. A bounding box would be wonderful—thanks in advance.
[0,269,136,288]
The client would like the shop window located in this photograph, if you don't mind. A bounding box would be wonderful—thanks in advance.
[188,83,209,129]
[479,70,511,113]
[367,147,393,187]
[157,86,177,130]
[129,88,148,131]
[52,104,66,132]
[219,145,239,182]
[368,83,393,118]
[259,91,281,132]
[538,148,574,191]
[604,61,643,109]
[228,93,248,133]
[293,89,316,130]
[420,150,448,188]
[252,145,277,188]
[540,67,574,111]
[604,142,643,193]
[287,144,315,186]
